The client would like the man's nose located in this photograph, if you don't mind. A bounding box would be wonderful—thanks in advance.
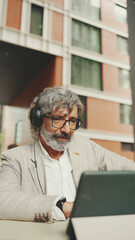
[61,120,71,133]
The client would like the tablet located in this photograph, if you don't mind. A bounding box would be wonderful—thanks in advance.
[67,171,135,239]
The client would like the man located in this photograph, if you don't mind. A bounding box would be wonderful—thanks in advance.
[0,86,135,222]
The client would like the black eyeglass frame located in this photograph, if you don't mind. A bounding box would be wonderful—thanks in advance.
[44,114,82,130]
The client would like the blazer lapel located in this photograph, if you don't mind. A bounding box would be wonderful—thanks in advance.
[68,145,87,187]
[68,135,95,187]
[28,141,46,194]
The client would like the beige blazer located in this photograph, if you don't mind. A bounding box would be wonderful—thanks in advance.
[0,135,135,221]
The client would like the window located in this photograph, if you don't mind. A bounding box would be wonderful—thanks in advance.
[30,4,43,36]
[120,104,132,125]
[72,20,101,53]
[115,5,127,24]
[118,68,130,89]
[72,0,100,21]
[117,35,128,54]
[78,95,86,128]
[122,142,134,151]
[15,120,23,144]
[72,55,102,90]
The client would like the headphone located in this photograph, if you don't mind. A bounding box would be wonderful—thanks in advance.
[76,120,80,130]
[30,93,44,128]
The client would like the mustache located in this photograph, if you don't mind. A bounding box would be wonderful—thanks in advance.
[54,132,71,140]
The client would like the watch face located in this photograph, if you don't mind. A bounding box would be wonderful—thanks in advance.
[56,197,66,212]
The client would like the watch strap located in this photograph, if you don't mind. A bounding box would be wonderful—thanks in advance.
[56,197,66,212]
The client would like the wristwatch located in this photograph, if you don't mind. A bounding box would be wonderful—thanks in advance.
[56,197,66,212]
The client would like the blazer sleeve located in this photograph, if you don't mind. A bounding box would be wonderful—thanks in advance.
[90,140,135,171]
[0,151,57,222]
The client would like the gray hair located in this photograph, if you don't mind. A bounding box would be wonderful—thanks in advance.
[29,86,83,139]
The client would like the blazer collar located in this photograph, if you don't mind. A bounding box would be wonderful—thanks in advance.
[29,141,46,194]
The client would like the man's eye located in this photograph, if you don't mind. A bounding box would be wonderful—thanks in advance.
[53,117,64,122]
[53,117,60,121]
[70,119,77,123]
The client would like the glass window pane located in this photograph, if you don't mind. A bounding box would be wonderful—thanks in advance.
[122,142,134,151]
[72,20,82,47]
[120,104,132,125]
[115,5,127,24]
[15,120,23,143]
[90,0,101,20]
[118,68,130,89]
[117,35,128,54]
[71,55,102,90]
[72,20,101,53]
[78,95,86,129]
[72,0,82,13]
[72,0,101,21]
[30,4,43,36]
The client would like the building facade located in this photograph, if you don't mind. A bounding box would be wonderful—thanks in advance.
[0,0,134,159]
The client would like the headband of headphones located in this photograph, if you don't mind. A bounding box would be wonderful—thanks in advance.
[30,94,44,128]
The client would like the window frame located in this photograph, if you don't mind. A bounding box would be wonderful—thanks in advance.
[72,19,101,54]
[30,3,44,37]
[120,104,132,125]
[71,55,102,91]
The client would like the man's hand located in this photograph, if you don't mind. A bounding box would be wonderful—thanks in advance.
[62,202,74,218]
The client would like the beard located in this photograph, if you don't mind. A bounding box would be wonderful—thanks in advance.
[40,126,72,151]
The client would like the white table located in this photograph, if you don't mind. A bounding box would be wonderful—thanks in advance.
[0,220,69,240]
[72,215,135,240]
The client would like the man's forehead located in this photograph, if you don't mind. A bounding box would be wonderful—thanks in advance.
[53,105,77,116]
[53,107,70,116]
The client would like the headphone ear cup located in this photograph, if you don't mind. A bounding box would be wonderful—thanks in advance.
[76,119,82,129]
[30,107,36,126]
[36,109,41,118]
[76,120,79,129]
[30,107,43,127]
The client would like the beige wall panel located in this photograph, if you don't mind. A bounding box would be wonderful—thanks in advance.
[44,0,64,7]
[100,0,127,32]
[101,30,129,64]
[6,0,22,30]
[87,97,133,134]
[91,139,135,161]
[102,64,131,97]
[51,11,63,42]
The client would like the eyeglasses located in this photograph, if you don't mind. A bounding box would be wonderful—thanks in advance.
[45,114,82,130]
